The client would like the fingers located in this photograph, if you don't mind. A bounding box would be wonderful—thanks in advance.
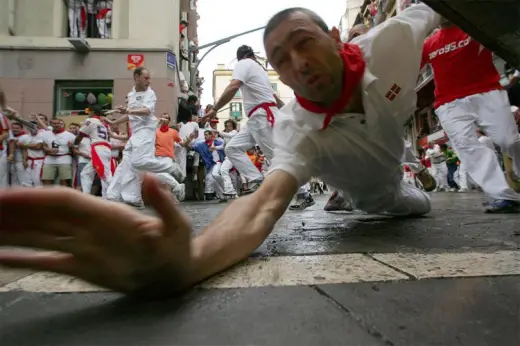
[0,230,91,256]
[0,251,77,276]
[142,174,191,235]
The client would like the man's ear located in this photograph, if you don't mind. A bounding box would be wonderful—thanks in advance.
[329,27,343,48]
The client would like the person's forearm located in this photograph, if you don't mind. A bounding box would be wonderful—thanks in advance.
[213,85,239,111]
[188,171,297,286]
[112,114,129,126]
[127,107,151,116]
[110,133,129,140]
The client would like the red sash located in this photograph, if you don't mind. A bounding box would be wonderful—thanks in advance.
[247,102,277,127]
[91,142,112,180]
[27,156,44,169]
[110,157,118,175]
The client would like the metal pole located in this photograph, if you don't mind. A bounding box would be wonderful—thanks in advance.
[188,25,266,90]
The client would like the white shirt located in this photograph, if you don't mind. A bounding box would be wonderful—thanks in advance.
[268,4,440,213]
[110,138,121,158]
[127,87,158,133]
[79,117,110,145]
[514,70,520,78]
[219,129,238,146]
[77,137,91,164]
[232,58,276,115]
[478,135,496,151]
[426,145,445,164]
[179,121,199,140]
[19,133,44,159]
[40,130,76,165]
[9,132,25,163]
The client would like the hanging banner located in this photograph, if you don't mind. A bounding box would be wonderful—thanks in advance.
[127,54,145,70]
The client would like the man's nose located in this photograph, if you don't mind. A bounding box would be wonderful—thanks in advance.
[290,51,311,74]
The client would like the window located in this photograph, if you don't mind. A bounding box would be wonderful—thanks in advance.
[234,89,242,98]
[54,80,114,116]
[230,102,243,120]
[66,0,113,39]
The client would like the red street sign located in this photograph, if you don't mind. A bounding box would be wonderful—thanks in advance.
[127,54,145,70]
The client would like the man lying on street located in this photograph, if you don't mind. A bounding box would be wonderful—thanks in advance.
[0,4,441,297]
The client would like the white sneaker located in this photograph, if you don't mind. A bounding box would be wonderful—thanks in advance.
[178,183,186,202]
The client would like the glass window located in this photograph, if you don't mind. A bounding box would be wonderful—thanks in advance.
[234,89,242,98]
[54,80,114,116]
[271,83,277,92]
[230,102,243,120]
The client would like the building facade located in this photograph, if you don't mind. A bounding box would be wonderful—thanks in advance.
[212,63,293,131]
[0,0,201,126]
[339,0,365,40]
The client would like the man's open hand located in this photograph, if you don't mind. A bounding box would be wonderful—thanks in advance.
[0,175,194,298]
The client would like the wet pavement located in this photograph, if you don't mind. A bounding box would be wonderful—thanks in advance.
[1,192,520,346]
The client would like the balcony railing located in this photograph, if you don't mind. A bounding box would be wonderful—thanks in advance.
[66,0,112,39]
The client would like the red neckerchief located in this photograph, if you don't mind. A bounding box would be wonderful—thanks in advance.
[295,43,366,130]
[159,124,169,132]
[205,139,214,147]
[13,131,26,137]
[53,128,65,134]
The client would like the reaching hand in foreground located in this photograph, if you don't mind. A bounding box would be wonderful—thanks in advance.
[0,175,194,298]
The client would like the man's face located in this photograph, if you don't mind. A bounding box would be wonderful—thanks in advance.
[225,121,234,131]
[264,12,344,103]
[50,119,61,131]
[204,132,213,141]
[135,70,151,89]
[11,124,22,135]
[38,115,48,125]
[69,124,79,134]
[161,114,171,123]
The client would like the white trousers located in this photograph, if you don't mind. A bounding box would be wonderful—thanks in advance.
[81,146,112,197]
[175,145,188,177]
[225,109,308,195]
[431,162,449,190]
[68,7,85,38]
[455,162,469,189]
[204,162,225,198]
[127,129,173,174]
[27,158,43,187]
[10,162,31,187]
[0,155,8,188]
[402,140,423,173]
[154,157,183,194]
[436,89,520,200]
[97,17,111,39]
[220,157,236,195]
[107,144,131,202]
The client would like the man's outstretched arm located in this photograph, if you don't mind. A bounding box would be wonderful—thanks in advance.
[188,170,297,285]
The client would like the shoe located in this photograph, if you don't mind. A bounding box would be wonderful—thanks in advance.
[289,194,316,211]
[176,183,186,202]
[242,180,263,194]
[484,200,520,213]
[415,169,436,192]
[324,191,353,212]
[458,187,469,193]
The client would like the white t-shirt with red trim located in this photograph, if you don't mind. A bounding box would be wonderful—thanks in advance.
[40,130,76,165]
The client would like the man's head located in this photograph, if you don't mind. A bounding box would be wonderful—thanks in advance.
[187,95,198,104]
[439,143,448,151]
[204,130,213,141]
[50,118,62,131]
[29,121,39,135]
[161,112,171,123]
[348,24,369,42]
[133,67,151,90]
[224,119,237,132]
[68,122,80,134]
[236,45,255,61]
[11,122,23,135]
[263,8,344,104]
[38,113,48,125]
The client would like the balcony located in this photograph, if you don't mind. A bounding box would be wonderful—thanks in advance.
[66,0,113,40]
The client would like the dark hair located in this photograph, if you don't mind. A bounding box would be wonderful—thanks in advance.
[90,104,103,116]
[187,95,198,103]
[237,45,255,60]
[133,67,148,78]
[264,7,329,41]
[38,113,48,121]
[224,119,237,130]
[204,130,213,135]
[11,122,23,128]
[69,122,80,127]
